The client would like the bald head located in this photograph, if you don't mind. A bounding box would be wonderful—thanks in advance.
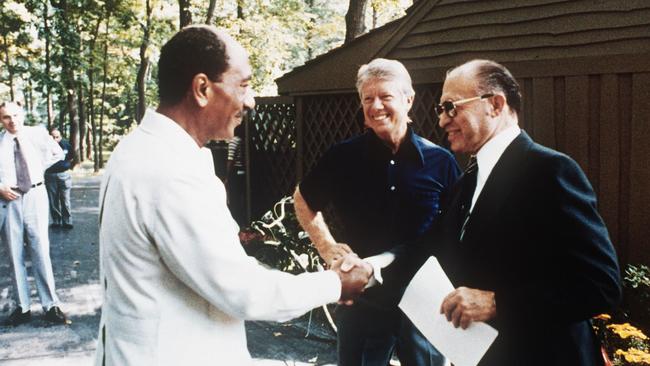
[0,101,25,134]
[447,59,522,116]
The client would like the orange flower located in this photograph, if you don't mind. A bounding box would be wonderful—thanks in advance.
[615,348,650,364]
[607,323,649,340]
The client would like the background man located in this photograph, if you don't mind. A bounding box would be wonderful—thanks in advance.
[45,128,74,229]
[396,59,621,365]
[0,101,68,326]
[95,25,370,366]
[294,58,459,366]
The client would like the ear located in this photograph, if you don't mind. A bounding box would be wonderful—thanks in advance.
[191,73,211,108]
[490,94,507,117]
[405,94,414,111]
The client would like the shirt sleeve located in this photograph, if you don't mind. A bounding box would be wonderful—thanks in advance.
[41,128,64,169]
[151,173,341,322]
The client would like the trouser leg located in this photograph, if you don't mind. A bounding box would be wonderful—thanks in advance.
[59,172,72,225]
[336,302,398,366]
[22,187,58,310]
[396,313,447,366]
[45,174,61,225]
[1,197,31,310]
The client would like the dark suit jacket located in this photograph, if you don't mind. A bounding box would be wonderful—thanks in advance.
[389,131,621,366]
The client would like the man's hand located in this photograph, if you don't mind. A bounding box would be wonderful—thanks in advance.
[317,242,353,266]
[331,254,372,305]
[0,186,20,201]
[440,287,496,329]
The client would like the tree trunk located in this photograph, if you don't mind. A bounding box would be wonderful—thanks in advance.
[58,103,66,134]
[344,0,368,43]
[44,1,53,129]
[372,4,378,30]
[66,75,80,165]
[237,0,244,19]
[178,0,192,28]
[206,0,217,24]
[78,83,86,162]
[136,0,152,122]
[2,34,15,101]
[87,15,101,165]
[98,22,110,170]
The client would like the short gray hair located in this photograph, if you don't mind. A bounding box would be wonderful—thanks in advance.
[356,58,415,98]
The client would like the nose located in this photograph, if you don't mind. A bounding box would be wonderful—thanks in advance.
[244,88,255,111]
[371,97,383,110]
[438,112,451,128]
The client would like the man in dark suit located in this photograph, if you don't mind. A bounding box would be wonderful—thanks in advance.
[395,59,621,365]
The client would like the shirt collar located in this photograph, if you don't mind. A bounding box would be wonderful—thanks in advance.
[364,126,425,166]
[139,109,202,154]
[475,124,521,179]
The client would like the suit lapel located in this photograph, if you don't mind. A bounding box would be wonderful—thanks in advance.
[460,131,534,245]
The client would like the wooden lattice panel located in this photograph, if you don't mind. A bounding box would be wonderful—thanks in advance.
[249,97,297,218]
[302,93,364,173]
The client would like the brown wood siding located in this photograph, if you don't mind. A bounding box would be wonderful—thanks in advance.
[512,73,650,265]
[629,73,650,266]
[391,1,650,70]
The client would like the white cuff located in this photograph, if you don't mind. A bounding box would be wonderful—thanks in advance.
[363,251,396,288]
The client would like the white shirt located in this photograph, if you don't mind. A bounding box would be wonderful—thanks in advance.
[470,124,521,213]
[95,109,341,366]
[0,126,63,187]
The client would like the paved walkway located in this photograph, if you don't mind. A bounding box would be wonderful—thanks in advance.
[0,167,338,365]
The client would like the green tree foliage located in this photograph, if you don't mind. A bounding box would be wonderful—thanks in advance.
[0,0,411,164]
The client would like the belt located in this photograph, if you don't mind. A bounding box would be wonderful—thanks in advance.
[11,182,44,191]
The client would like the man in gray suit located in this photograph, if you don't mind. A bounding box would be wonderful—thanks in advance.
[0,101,69,326]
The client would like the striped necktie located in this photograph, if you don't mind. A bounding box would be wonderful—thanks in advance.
[14,137,32,193]
[458,156,478,241]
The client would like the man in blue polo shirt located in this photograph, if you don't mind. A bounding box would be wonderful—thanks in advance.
[294,58,460,366]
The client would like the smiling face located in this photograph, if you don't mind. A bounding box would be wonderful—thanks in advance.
[205,38,256,141]
[360,78,413,144]
[438,71,496,154]
[0,102,25,135]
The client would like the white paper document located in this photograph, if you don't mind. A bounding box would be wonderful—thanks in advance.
[399,257,498,366]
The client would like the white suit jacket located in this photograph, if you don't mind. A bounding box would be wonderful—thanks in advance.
[95,109,341,366]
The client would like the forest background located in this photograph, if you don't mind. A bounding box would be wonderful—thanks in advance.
[0,0,412,171]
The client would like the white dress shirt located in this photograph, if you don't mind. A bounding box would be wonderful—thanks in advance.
[470,124,521,213]
[0,126,63,188]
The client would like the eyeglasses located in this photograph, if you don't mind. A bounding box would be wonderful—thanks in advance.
[434,93,494,118]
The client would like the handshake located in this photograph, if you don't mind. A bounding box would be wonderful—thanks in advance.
[330,254,373,305]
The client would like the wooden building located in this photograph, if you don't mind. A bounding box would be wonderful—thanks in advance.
[250,0,650,265]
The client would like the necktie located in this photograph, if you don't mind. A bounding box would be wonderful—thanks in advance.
[14,137,32,193]
[458,156,478,241]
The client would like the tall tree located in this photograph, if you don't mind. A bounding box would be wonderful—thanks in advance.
[178,0,192,28]
[205,0,217,24]
[42,0,54,130]
[53,0,82,164]
[344,0,368,43]
[135,0,152,122]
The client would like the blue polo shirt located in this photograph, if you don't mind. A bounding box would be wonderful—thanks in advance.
[299,127,460,259]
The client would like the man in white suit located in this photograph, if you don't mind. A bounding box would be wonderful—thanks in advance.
[0,101,69,326]
[94,25,372,365]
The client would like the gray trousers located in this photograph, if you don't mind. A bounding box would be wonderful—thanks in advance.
[1,185,59,310]
[45,171,72,225]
